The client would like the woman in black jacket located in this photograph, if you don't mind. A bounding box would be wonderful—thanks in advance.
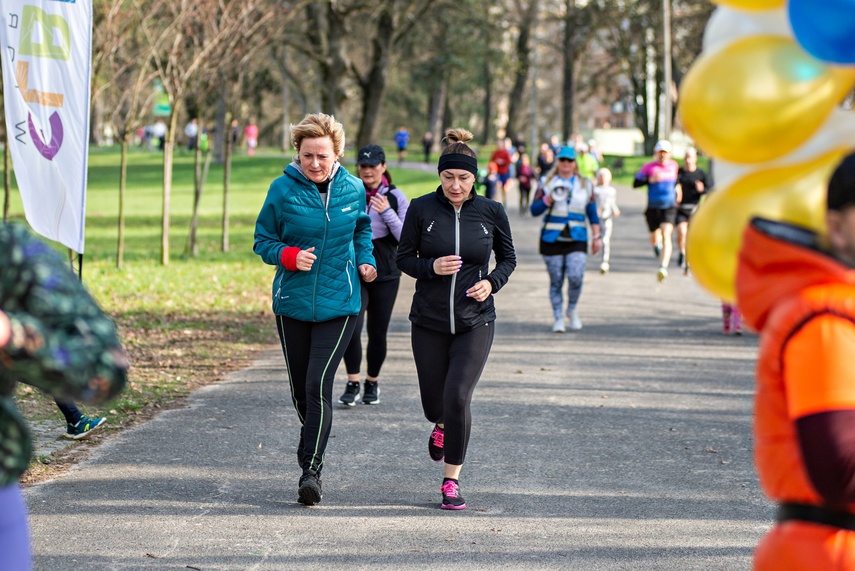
[397,128,516,510]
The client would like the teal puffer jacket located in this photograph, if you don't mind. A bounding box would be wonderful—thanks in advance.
[254,163,375,322]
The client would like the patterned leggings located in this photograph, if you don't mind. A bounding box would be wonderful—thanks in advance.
[544,252,588,319]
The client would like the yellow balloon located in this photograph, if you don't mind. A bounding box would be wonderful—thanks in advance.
[712,0,784,9]
[687,149,848,302]
[680,36,855,164]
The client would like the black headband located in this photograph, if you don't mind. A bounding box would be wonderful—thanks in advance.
[438,153,478,176]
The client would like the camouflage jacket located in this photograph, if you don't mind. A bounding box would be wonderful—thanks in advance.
[0,223,128,486]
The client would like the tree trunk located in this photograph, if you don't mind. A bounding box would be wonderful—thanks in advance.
[161,105,181,265]
[117,131,129,269]
[213,96,226,164]
[562,0,576,143]
[506,0,539,141]
[481,60,492,145]
[187,117,204,257]
[222,113,233,252]
[429,76,447,145]
[308,2,349,115]
[355,9,393,150]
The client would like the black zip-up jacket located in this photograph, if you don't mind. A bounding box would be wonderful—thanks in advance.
[397,186,516,334]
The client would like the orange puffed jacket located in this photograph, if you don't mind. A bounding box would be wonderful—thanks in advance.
[737,217,855,570]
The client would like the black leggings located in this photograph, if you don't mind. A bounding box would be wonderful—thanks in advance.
[343,278,400,379]
[411,322,495,465]
[276,314,356,474]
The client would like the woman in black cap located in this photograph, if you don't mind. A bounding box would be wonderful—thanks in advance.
[339,145,410,406]
[397,128,516,510]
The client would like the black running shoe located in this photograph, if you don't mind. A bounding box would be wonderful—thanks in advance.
[440,479,466,510]
[298,472,322,506]
[338,381,361,406]
[428,424,444,462]
[362,380,380,405]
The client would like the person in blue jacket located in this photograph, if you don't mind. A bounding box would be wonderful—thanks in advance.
[397,128,516,511]
[253,113,376,506]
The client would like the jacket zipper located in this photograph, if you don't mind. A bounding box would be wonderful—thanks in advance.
[313,183,331,321]
[449,207,461,334]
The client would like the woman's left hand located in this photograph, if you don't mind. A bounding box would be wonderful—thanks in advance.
[591,237,602,255]
[369,194,390,213]
[466,279,493,302]
[359,264,377,282]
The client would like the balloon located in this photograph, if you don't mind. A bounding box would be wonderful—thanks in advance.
[687,149,848,302]
[789,0,855,64]
[703,7,791,56]
[680,36,855,164]
[712,0,784,9]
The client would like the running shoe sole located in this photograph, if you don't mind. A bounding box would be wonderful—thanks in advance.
[298,480,322,505]
[64,417,106,440]
[441,502,467,510]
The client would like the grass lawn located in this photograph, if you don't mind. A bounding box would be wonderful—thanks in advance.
[9,145,438,480]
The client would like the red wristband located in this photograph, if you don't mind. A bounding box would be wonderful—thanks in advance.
[280,247,300,271]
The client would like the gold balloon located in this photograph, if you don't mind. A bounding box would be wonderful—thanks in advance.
[687,149,848,302]
[680,36,855,164]
[712,0,784,9]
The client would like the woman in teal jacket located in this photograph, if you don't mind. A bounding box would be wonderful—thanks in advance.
[254,113,376,506]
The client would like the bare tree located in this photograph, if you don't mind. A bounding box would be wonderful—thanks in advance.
[93,0,166,268]
[351,0,434,150]
[138,0,256,265]
[505,0,540,140]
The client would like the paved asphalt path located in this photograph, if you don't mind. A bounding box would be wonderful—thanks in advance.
[26,178,770,570]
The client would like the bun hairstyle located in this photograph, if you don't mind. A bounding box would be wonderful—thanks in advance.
[442,128,476,158]
[437,127,479,176]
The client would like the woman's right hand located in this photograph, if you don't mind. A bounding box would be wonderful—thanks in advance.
[433,255,462,275]
[296,247,317,271]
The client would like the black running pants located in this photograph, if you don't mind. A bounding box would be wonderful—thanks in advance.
[411,322,495,465]
[276,314,356,474]
[343,278,401,379]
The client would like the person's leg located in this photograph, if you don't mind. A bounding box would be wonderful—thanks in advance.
[411,324,452,426]
[645,208,662,256]
[55,399,106,439]
[543,255,566,331]
[0,484,31,571]
[54,399,82,425]
[441,322,495,468]
[675,219,688,266]
[339,284,368,405]
[364,279,400,380]
[439,322,495,510]
[659,222,674,270]
[565,252,587,329]
[601,217,613,270]
[721,303,732,335]
[301,316,356,474]
[276,315,312,464]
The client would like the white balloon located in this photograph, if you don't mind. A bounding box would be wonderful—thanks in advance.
[702,6,792,55]
[763,109,855,168]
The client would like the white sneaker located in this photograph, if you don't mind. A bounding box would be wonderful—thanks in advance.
[568,310,582,330]
[552,318,566,333]
[657,266,668,282]
[599,262,609,274]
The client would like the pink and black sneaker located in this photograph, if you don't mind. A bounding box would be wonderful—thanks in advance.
[428,424,444,462]
[440,479,466,510]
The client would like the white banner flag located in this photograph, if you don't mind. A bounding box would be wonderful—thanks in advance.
[0,0,91,253]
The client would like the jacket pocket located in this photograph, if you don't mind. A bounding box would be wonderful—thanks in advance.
[345,260,355,300]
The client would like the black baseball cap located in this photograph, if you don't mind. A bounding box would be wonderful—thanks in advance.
[828,152,855,212]
[357,144,385,166]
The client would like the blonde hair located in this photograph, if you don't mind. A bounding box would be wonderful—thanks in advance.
[595,167,612,184]
[290,113,346,158]
[441,128,476,158]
